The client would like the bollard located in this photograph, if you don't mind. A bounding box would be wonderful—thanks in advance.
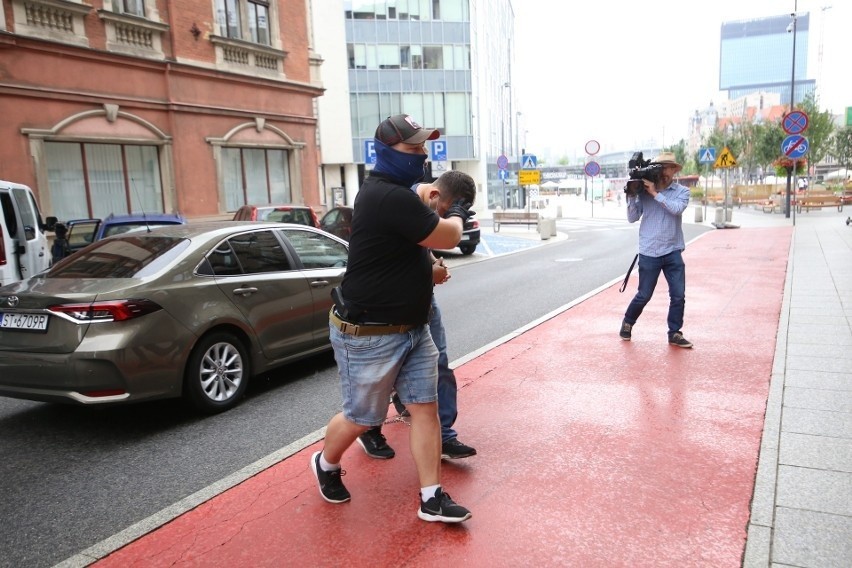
[539,218,554,240]
[714,207,725,225]
[694,207,703,223]
[556,205,563,218]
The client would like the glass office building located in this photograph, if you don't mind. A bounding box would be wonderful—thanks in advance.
[720,13,814,106]
[336,0,517,210]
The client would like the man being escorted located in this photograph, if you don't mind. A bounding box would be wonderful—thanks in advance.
[311,114,476,523]
[620,152,693,348]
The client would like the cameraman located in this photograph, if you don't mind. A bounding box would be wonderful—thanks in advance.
[620,152,693,348]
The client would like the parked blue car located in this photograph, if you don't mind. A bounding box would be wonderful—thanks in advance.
[65,213,187,253]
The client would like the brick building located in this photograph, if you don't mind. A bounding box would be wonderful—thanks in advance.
[0,0,324,221]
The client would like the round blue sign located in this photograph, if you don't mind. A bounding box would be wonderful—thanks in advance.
[584,161,601,177]
[497,154,509,170]
[782,135,809,159]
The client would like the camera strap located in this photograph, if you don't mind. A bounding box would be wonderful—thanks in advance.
[619,254,639,293]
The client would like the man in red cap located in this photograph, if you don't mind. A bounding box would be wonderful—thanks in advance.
[311,114,476,523]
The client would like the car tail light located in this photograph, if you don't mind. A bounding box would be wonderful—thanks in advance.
[467,219,479,229]
[48,299,162,322]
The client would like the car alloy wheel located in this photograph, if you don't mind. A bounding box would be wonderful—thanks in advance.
[184,332,250,413]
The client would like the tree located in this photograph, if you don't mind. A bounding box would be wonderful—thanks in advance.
[797,92,836,167]
[754,121,785,177]
[830,125,852,180]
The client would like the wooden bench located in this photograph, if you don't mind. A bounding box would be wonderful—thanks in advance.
[795,195,843,213]
[492,211,540,232]
[761,200,780,214]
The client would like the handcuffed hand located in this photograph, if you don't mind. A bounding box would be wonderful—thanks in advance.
[445,198,475,222]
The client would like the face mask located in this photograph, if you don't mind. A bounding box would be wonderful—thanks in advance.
[372,139,428,187]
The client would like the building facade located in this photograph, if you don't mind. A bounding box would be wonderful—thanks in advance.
[313,0,517,211]
[720,13,814,107]
[0,0,324,221]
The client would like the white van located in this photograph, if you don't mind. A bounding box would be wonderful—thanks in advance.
[0,181,53,287]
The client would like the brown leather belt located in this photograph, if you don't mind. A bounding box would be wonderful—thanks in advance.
[329,309,415,336]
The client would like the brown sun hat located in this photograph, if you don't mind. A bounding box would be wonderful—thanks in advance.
[651,152,683,173]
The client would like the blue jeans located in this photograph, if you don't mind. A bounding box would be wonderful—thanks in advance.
[430,297,459,443]
[623,250,686,335]
[330,323,438,427]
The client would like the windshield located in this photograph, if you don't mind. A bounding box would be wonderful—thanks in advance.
[47,236,190,279]
[261,208,314,226]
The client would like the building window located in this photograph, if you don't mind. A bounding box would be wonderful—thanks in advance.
[44,142,164,220]
[216,0,270,45]
[117,0,145,16]
[222,148,291,211]
[349,43,467,70]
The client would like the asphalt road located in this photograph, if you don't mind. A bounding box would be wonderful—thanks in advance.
[0,218,710,567]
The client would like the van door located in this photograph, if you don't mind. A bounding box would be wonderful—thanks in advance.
[10,187,50,278]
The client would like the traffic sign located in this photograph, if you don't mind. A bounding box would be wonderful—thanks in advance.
[698,147,716,164]
[584,140,600,155]
[519,170,541,185]
[782,135,809,158]
[431,140,447,162]
[498,168,509,180]
[364,140,376,168]
[521,154,537,169]
[714,146,737,168]
[782,110,809,135]
[497,154,509,170]
[584,161,601,177]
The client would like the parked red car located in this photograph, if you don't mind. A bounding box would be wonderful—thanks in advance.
[233,204,319,227]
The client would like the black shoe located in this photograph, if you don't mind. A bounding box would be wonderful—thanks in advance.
[418,488,471,523]
[441,438,477,460]
[668,332,693,348]
[357,427,395,459]
[310,451,350,504]
[619,321,633,340]
[391,392,409,417]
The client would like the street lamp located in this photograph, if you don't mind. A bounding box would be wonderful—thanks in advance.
[785,2,798,219]
[501,82,511,208]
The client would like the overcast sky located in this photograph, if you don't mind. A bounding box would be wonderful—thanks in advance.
[513,0,851,161]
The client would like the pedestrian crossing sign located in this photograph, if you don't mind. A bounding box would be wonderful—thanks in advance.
[714,146,737,169]
[698,147,716,164]
[521,154,537,170]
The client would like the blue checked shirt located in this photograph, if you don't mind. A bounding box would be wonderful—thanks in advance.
[626,182,690,257]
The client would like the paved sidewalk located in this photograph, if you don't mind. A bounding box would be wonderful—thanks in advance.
[61,206,851,568]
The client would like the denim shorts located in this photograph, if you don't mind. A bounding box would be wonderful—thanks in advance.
[329,322,439,427]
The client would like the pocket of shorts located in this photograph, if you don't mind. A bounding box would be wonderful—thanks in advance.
[344,333,389,351]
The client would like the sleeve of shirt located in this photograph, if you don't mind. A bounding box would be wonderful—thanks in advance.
[382,186,440,243]
[655,185,690,215]
[627,195,642,223]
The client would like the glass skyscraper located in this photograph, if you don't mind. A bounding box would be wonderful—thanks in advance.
[720,13,815,106]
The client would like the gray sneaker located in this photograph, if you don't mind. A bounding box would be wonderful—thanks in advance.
[668,332,693,348]
[619,321,633,340]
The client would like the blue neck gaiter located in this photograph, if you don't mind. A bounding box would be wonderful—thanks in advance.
[372,139,428,187]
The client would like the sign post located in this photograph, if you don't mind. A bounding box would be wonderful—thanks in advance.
[519,154,537,210]
[781,109,810,221]
[584,140,599,216]
[497,154,508,209]
[713,146,737,228]
[698,147,716,222]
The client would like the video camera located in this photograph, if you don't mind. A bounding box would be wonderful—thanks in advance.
[624,152,663,196]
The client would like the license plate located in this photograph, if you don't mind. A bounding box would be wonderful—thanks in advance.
[0,312,49,332]
[460,234,470,241]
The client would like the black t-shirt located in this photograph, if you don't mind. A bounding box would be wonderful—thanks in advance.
[341,173,440,325]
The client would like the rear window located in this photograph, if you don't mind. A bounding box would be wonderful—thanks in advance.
[102,222,182,238]
[262,208,314,226]
[47,236,190,279]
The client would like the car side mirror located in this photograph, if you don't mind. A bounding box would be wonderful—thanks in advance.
[44,216,58,231]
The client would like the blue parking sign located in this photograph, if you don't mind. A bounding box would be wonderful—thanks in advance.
[431,141,447,162]
[364,140,376,165]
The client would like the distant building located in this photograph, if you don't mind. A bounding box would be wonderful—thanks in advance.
[312,0,520,212]
[720,13,815,106]
[0,0,323,221]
